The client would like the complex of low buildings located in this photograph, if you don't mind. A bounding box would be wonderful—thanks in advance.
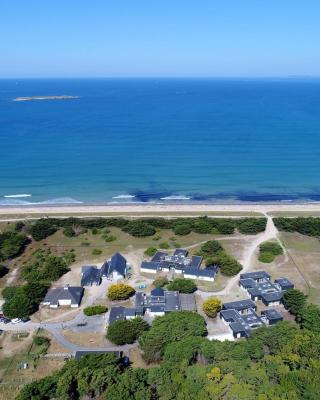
[109,287,196,324]
[140,248,218,281]
[239,270,294,306]
[220,270,294,338]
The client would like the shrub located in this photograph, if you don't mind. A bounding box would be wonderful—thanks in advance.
[258,252,275,263]
[108,284,135,301]
[105,235,117,242]
[206,253,242,276]
[62,226,75,237]
[167,278,197,293]
[0,231,28,261]
[123,221,156,237]
[81,240,90,246]
[237,218,267,234]
[33,336,50,347]
[202,297,222,318]
[144,247,158,257]
[107,317,149,345]
[29,219,58,241]
[152,276,168,288]
[91,228,99,235]
[159,242,170,249]
[200,240,223,257]
[84,305,108,316]
[173,224,192,236]
[259,241,283,256]
[92,248,102,256]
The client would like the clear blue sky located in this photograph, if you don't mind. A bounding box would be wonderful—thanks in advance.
[1,0,320,78]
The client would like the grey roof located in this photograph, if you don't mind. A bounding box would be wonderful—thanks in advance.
[74,350,121,360]
[141,261,159,271]
[240,271,271,281]
[179,293,197,311]
[150,305,165,313]
[261,291,283,303]
[239,278,257,288]
[221,308,264,337]
[151,251,167,262]
[261,308,283,321]
[102,253,127,277]
[164,291,180,312]
[81,266,101,286]
[274,278,294,289]
[150,287,165,297]
[174,249,188,257]
[44,285,84,306]
[230,321,248,335]
[222,299,256,311]
[184,267,217,278]
[81,265,98,274]
[108,306,126,324]
[191,255,203,268]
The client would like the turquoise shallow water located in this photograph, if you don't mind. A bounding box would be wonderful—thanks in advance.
[1,78,320,205]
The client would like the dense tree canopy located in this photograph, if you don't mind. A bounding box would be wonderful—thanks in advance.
[0,231,28,261]
[166,278,197,293]
[107,317,149,345]
[139,311,207,363]
[17,318,320,400]
[273,217,320,237]
[283,289,307,316]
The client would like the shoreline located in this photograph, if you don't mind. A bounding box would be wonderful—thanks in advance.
[1,203,320,216]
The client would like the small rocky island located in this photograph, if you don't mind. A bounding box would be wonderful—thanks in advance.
[13,95,79,102]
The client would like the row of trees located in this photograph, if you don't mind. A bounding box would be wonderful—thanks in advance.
[25,216,267,240]
[273,217,320,237]
[17,313,320,399]
[3,249,75,319]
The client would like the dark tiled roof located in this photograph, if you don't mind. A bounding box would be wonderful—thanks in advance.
[44,286,84,306]
[191,255,203,268]
[151,251,168,262]
[141,261,159,271]
[261,291,283,303]
[223,299,256,311]
[102,253,127,277]
[174,249,188,257]
[274,278,294,289]
[108,306,126,324]
[240,271,271,281]
[81,267,101,286]
[261,308,283,321]
[184,267,217,278]
[150,287,165,297]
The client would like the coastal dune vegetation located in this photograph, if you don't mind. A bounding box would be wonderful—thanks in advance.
[22,216,267,241]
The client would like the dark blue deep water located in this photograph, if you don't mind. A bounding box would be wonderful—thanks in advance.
[1,78,320,205]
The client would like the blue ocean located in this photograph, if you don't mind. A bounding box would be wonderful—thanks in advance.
[1,78,320,205]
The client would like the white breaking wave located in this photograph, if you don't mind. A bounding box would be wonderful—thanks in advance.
[112,194,136,199]
[160,195,191,200]
[0,197,83,206]
[4,194,32,198]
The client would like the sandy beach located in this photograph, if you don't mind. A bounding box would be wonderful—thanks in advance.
[1,203,320,217]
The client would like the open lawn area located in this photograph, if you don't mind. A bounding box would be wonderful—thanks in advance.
[280,232,320,305]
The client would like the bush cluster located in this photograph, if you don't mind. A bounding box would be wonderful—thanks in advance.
[199,240,242,276]
[258,241,283,263]
[108,284,135,301]
[83,305,108,316]
[0,231,28,261]
[107,317,149,345]
[273,217,320,237]
[26,216,267,241]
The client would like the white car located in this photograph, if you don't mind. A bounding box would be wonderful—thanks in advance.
[11,318,22,324]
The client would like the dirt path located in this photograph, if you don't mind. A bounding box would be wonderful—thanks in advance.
[197,213,285,298]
